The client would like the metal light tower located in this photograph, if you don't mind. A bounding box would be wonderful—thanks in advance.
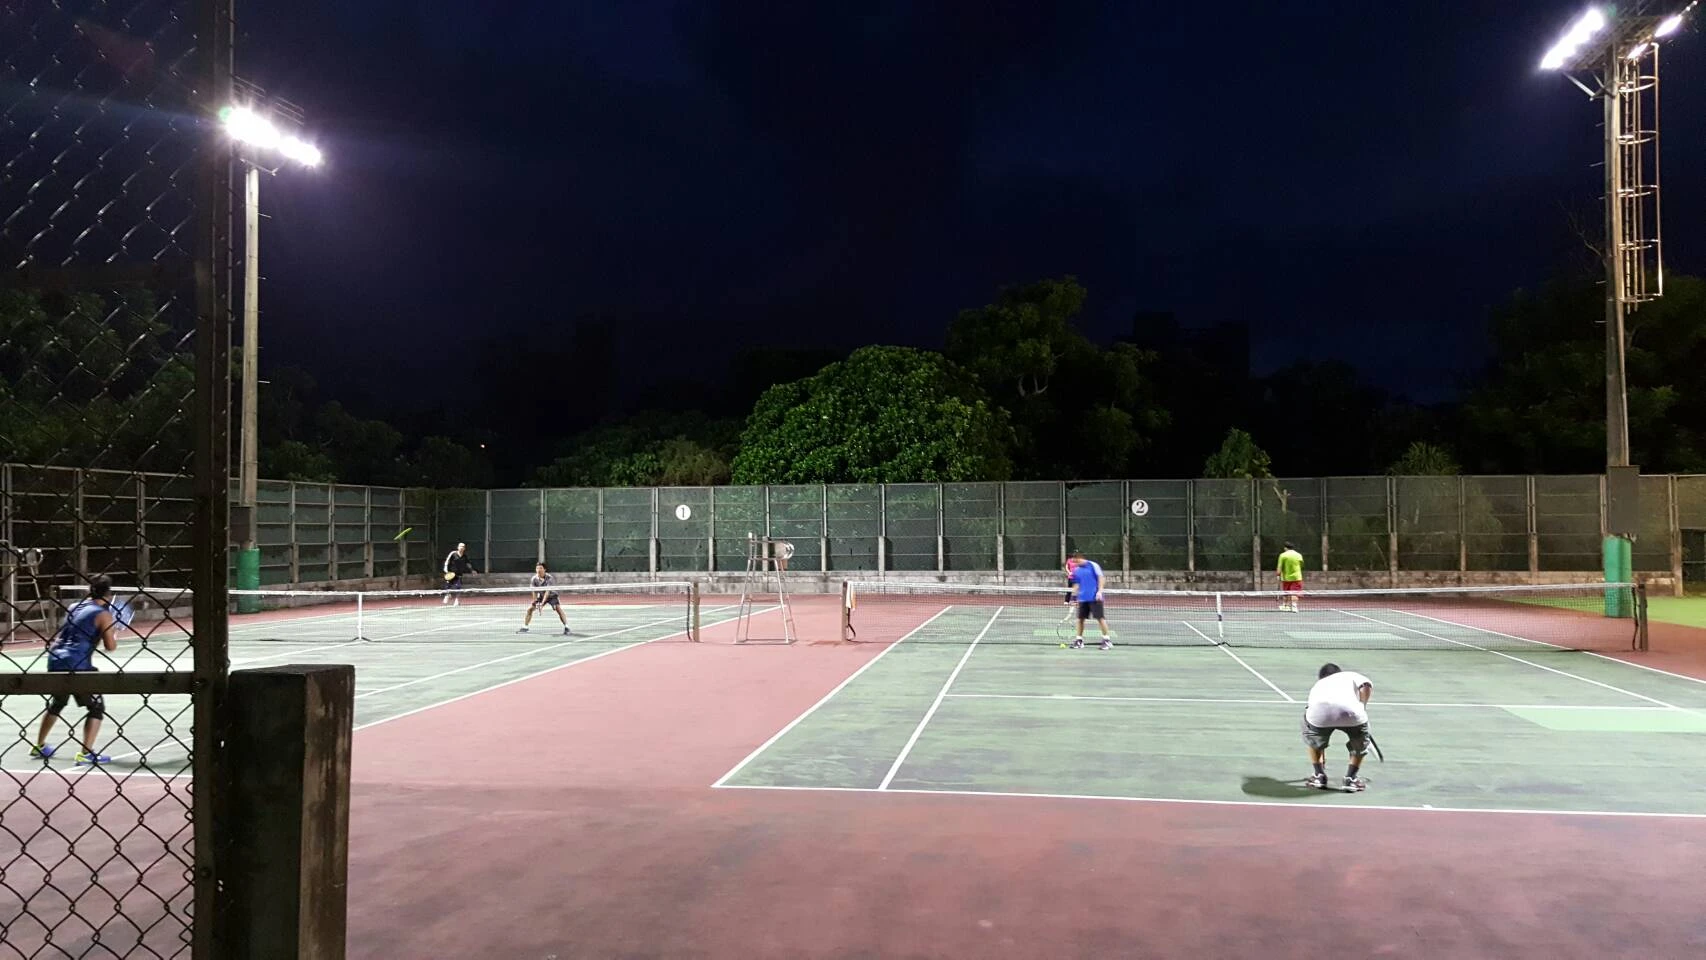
[220,87,322,604]
[1541,3,1694,469]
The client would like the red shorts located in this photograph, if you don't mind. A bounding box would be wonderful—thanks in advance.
[1280,580,1304,592]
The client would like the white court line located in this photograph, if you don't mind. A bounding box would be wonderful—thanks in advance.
[1184,621,1295,702]
[1399,608,1706,690]
[353,604,747,733]
[1340,609,1681,710]
[878,607,1004,790]
[711,606,955,788]
[712,782,1706,820]
[942,692,1675,710]
[353,608,715,700]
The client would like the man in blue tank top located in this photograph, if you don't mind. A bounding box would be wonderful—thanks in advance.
[31,575,120,765]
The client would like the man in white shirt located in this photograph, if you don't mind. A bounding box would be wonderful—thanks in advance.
[1303,663,1373,792]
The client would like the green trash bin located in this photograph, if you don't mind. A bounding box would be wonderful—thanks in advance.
[1603,535,1632,619]
[236,546,261,614]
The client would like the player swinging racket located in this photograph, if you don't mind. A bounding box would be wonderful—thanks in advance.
[31,575,119,765]
[1067,550,1112,651]
[518,563,570,636]
[1303,663,1373,792]
[1276,540,1305,612]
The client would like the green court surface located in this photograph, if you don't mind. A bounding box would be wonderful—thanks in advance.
[715,606,1706,816]
[0,601,740,776]
[1645,595,1706,629]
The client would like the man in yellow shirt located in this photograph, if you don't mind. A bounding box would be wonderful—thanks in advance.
[1276,541,1305,612]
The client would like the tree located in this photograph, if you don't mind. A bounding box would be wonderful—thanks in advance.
[1461,274,1706,473]
[1389,441,1460,476]
[262,440,338,483]
[731,345,1013,483]
[533,412,739,487]
[946,277,1168,478]
[1202,428,1273,479]
[394,436,496,489]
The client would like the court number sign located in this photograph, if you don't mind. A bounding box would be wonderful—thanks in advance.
[1130,499,1150,517]
[674,504,692,521]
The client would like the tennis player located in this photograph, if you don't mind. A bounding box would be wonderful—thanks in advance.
[519,562,569,635]
[1067,550,1112,650]
[1276,541,1305,612]
[31,575,119,765]
[1063,554,1081,605]
[442,542,478,606]
[1303,663,1372,792]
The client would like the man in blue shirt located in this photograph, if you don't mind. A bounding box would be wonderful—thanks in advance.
[32,575,120,765]
[1067,550,1112,650]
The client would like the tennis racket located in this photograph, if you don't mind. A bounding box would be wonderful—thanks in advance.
[110,598,135,631]
[443,571,457,583]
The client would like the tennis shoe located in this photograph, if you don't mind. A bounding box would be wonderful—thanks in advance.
[74,752,111,766]
[516,627,530,634]
[1342,776,1367,793]
[1099,638,1112,651]
[1305,773,1329,790]
[442,594,451,605]
[1069,638,1084,650]
[562,627,572,636]
[29,744,55,760]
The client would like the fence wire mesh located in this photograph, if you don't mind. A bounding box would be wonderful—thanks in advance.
[1,0,228,954]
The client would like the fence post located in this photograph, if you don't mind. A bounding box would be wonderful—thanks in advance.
[1527,476,1540,577]
[137,474,151,584]
[995,482,1005,582]
[1386,477,1398,585]
[483,489,493,576]
[363,486,375,579]
[1186,480,1197,574]
[398,489,409,579]
[537,488,546,566]
[1250,478,1262,590]
[1121,480,1131,582]
[1669,474,1684,596]
[73,469,88,576]
[936,482,946,573]
[1319,477,1330,573]
[595,488,605,575]
[1057,482,1066,568]
[708,486,717,575]
[289,483,300,584]
[3,463,13,639]
[326,488,336,582]
[820,485,829,574]
[1458,476,1468,574]
[649,487,659,576]
[877,484,887,576]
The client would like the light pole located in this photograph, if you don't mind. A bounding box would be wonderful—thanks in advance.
[221,100,322,606]
[1540,2,1694,597]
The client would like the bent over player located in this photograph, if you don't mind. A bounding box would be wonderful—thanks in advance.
[519,562,570,636]
[32,575,120,765]
[1303,663,1372,792]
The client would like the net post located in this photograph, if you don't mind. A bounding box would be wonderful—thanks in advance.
[354,591,365,642]
[840,580,853,640]
[223,665,354,959]
[690,581,701,642]
[1214,591,1225,640]
[1637,580,1650,651]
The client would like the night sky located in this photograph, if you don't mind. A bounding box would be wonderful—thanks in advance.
[239,1,1706,418]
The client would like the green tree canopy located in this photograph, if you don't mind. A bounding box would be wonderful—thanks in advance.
[533,412,738,487]
[946,277,1168,478]
[731,345,1013,483]
[1389,440,1460,476]
[1202,428,1273,479]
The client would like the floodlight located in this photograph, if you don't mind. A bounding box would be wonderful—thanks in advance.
[1628,41,1651,59]
[279,136,323,168]
[1541,7,1609,69]
[1656,14,1684,37]
[223,105,281,149]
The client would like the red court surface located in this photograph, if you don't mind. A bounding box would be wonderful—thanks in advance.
[345,598,1706,959]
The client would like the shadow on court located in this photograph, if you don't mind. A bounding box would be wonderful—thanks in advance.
[1240,775,1321,798]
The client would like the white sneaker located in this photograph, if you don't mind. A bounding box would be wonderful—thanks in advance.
[1342,776,1367,793]
[442,595,451,605]
[453,598,460,607]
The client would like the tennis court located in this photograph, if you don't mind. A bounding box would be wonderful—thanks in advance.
[715,585,1706,815]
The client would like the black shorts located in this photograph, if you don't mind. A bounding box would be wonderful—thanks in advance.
[47,691,105,720]
[1301,717,1369,755]
[1077,600,1105,620]
[445,574,463,589]
[532,594,560,608]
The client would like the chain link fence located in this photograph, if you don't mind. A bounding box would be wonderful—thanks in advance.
[426,475,1685,586]
[1,0,231,954]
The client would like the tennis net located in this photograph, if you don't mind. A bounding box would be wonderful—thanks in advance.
[840,581,1648,652]
[48,581,701,646]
